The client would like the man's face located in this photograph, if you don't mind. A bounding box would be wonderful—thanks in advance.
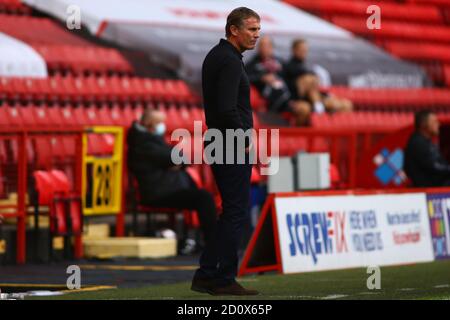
[293,42,308,60]
[142,111,166,132]
[232,17,260,51]
[426,113,440,136]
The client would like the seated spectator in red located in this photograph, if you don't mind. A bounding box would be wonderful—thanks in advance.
[127,109,218,262]
[284,39,353,126]
[404,110,450,187]
[245,36,291,114]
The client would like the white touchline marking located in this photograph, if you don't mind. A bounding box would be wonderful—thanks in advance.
[268,295,316,299]
[434,284,450,288]
[321,294,349,299]
[398,288,415,291]
[358,292,380,295]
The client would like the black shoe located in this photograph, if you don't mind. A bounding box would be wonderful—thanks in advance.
[190,276,217,294]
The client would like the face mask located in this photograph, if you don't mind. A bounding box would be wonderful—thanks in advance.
[154,122,166,136]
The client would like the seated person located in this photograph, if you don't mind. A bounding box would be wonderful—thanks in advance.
[404,110,450,187]
[284,38,353,126]
[245,36,291,113]
[127,109,218,256]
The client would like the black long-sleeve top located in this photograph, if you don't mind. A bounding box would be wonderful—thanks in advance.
[404,131,450,187]
[283,57,315,99]
[127,121,191,202]
[202,39,253,131]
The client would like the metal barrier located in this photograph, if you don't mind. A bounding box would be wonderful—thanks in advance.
[264,126,398,188]
[0,124,398,264]
[0,127,83,264]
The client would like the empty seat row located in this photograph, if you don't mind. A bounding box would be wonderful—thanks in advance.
[285,0,443,24]
[0,103,207,132]
[0,14,91,46]
[328,87,450,111]
[0,102,263,136]
[331,17,450,44]
[382,41,450,63]
[407,0,450,9]
[0,76,200,104]
[32,44,134,75]
[311,112,414,129]
[0,0,31,14]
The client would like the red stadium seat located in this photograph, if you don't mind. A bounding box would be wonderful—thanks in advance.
[285,0,443,24]
[33,170,56,205]
[165,104,184,132]
[33,169,81,236]
[444,65,450,87]
[384,42,450,63]
[0,0,32,14]
[178,104,195,132]
[0,14,91,46]
[190,107,205,131]
[33,45,133,75]
[250,85,267,111]
[1,75,199,106]
[0,104,22,128]
[329,87,450,112]
[407,0,450,8]
[331,17,450,44]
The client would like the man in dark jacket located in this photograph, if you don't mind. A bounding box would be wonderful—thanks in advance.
[127,108,218,264]
[245,35,291,113]
[284,39,353,126]
[404,110,450,187]
[196,7,260,296]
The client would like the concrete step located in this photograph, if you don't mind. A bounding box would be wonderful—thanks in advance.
[83,237,177,259]
[82,223,110,240]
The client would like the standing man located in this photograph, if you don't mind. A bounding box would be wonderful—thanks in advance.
[404,110,450,187]
[192,7,260,296]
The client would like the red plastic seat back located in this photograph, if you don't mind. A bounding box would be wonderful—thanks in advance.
[68,198,82,235]
[51,200,67,235]
[185,165,203,188]
[49,169,71,194]
[33,170,56,205]
[330,163,341,188]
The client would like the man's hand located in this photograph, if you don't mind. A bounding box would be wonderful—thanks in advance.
[170,164,183,171]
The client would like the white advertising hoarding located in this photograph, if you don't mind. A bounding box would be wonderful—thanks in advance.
[275,193,434,273]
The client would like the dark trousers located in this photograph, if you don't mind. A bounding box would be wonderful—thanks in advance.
[148,187,218,262]
[195,161,252,285]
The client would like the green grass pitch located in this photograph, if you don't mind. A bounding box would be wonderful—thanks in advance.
[29,259,450,300]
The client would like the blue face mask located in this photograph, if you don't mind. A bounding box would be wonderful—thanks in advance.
[154,122,166,136]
